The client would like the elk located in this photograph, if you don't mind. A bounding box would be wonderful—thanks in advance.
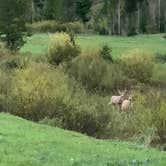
[108,90,126,106]
[121,94,133,111]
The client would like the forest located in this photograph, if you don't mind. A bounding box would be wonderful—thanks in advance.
[27,0,166,35]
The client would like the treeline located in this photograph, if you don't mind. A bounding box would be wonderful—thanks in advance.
[27,0,166,35]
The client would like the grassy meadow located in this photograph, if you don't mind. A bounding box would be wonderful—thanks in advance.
[0,113,166,166]
[21,33,166,57]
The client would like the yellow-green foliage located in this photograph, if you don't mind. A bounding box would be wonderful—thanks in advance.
[26,20,58,33]
[69,51,129,91]
[120,50,154,83]
[0,70,11,111]
[0,42,10,60]
[48,33,80,65]
[50,32,71,47]
[67,21,84,33]
[152,64,166,86]
[153,101,166,143]
[69,53,107,90]
[26,21,84,34]
[9,62,71,120]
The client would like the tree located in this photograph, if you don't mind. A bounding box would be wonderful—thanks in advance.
[0,0,31,51]
[76,0,92,24]
[44,0,64,20]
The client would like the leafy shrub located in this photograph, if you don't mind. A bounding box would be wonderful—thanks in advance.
[48,33,80,65]
[8,62,71,121]
[67,21,84,33]
[27,21,84,34]
[120,50,154,83]
[69,51,132,92]
[153,102,166,144]
[61,93,111,137]
[4,55,31,70]
[152,64,166,87]
[101,63,133,91]
[155,53,166,63]
[0,70,12,112]
[0,42,10,59]
[99,45,113,62]
[69,53,107,90]
[39,117,64,128]
[26,20,58,33]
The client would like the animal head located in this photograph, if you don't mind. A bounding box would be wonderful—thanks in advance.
[118,89,127,97]
[128,94,133,101]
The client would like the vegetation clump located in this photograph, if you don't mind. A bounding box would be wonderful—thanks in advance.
[47,33,80,65]
[99,45,113,63]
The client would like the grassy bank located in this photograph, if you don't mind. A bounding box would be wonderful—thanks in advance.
[0,113,166,166]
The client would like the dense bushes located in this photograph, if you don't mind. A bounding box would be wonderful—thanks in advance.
[155,53,166,63]
[47,33,80,65]
[7,62,71,121]
[69,53,107,90]
[68,52,137,93]
[120,50,154,84]
[0,42,9,58]
[0,34,165,146]
[27,21,84,34]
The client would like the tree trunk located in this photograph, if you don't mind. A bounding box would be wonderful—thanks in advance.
[31,0,35,23]
[158,0,161,31]
[117,0,121,35]
[137,5,141,34]
[112,11,115,34]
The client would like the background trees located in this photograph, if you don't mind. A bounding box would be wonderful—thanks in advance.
[0,0,31,50]
[0,0,165,40]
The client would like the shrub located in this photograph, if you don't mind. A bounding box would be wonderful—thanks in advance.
[0,70,12,112]
[153,101,166,144]
[47,33,80,65]
[26,20,58,33]
[67,21,84,34]
[99,45,113,63]
[101,63,133,91]
[152,64,166,87]
[4,55,31,70]
[69,53,107,90]
[69,51,132,92]
[0,42,10,59]
[155,53,166,63]
[120,50,154,84]
[8,62,72,121]
[27,21,84,34]
[61,93,111,137]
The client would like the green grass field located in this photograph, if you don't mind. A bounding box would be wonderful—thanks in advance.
[0,113,166,166]
[21,33,166,57]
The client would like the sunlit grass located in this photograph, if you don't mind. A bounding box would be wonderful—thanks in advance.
[21,33,166,58]
[0,113,166,166]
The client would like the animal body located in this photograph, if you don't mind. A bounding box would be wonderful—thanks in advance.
[108,90,126,106]
[121,95,133,111]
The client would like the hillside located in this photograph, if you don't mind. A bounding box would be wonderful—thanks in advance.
[0,113,165,166]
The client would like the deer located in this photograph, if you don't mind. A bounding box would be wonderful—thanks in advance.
[108,90,126,107]
[121,94,133,111]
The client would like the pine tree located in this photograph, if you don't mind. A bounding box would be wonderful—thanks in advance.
[0,0,31,50]
[76,0,92,23]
